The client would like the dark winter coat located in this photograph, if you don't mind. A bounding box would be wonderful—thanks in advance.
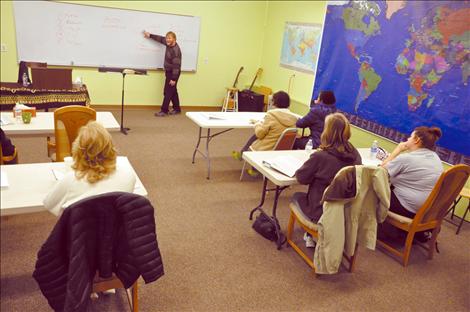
[296,103,336,148]
[295,147,362,221]
[33,192,164,312]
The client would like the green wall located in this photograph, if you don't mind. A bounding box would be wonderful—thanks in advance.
[1,0,468,219]
[1,0,268,107]
[259,1,326,106]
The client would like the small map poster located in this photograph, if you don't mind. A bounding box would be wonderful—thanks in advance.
[280,22,323,73]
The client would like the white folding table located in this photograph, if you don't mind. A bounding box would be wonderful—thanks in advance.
[0,111,120,137]
[186,112,266,179]
[242,148,381,249]
[0,156,147,216]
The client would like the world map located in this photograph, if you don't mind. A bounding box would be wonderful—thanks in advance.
[313,0,470,164]
[280,22,322,73]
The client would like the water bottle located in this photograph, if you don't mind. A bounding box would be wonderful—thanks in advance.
[22,72,29,87]
[305,138,313,153]
[370,140,378,159]
[13,105,22,123]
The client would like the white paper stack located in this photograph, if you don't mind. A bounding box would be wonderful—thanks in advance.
[1,170,9,188]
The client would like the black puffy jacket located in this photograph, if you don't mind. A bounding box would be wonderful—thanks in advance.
[33,192,164,312]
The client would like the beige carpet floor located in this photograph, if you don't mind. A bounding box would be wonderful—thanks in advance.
[1,108,469,312]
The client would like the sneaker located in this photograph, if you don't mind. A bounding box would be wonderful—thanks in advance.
[247,168,260,177]
[414,231,432,244]
[103,288,116,295]
[232,151,242,161]
[303,232,310,241]
[169,110,181,115]
[305,235,316,248]
[155,111,168,117]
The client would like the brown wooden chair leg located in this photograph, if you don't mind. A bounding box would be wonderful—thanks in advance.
[347,244,359,273]
[125,281,138,312]
[286,211,295,242]
[132,282,138,312]
[403,231,415,267]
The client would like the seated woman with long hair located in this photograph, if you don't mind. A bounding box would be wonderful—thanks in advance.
[380,126,443,242]
[44,121,136,216]
[292,112,362,247]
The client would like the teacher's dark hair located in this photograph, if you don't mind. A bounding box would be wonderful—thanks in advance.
[272,91,290,109]
[414,126,442,150]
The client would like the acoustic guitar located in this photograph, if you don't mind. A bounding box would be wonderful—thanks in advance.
[232,66,244,88]
[248,68,263,91]
[223,66,244,110]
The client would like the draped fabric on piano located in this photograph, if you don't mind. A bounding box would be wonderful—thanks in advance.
[0,82,90,111]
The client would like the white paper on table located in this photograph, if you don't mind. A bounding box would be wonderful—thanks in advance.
[201,113,226,120]
[262,155,306,178]
[1,170,9,188]
[0,115,12,126]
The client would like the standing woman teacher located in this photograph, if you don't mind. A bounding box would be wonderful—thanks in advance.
[143,30,182,117]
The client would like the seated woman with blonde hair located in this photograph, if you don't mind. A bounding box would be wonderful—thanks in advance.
[44,121,136,216]
[292,112,362,247]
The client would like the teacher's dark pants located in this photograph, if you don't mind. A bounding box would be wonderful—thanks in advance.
[161,73,180,113]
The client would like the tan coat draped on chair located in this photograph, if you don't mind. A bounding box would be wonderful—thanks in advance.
[314,165,390,274]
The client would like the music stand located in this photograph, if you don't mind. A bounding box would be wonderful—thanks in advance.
[98,67,147,135]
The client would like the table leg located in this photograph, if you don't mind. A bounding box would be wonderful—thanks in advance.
[249,178,289,250]
[205,128,211,179]
[191,127,233,179]
[249,178,269,220]
[192,127,202,164]
[456,202,469,235]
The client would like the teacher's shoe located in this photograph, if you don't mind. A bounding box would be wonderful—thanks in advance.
[155,111,168,117]
[169,110,181,115]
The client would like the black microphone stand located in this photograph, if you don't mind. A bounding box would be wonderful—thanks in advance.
[120,72,130,135]
[98,67,147,135]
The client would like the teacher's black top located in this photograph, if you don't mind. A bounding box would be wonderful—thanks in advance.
[149,34,182,80]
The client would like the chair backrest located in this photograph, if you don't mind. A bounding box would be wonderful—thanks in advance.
[416,164,470,224]
[54,105,96,162]
[273,127,298,151]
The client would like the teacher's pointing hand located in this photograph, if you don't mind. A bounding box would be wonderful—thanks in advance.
[143,31,150,38]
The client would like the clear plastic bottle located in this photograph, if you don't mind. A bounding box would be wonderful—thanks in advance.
[305,138,313,153]
[22,72,29,87]
[370,140,378,159]
[13,105,22,123]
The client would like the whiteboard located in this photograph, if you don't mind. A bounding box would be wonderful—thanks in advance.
[13,1,200,71]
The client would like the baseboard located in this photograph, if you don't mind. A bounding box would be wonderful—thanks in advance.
[90,104,221,112]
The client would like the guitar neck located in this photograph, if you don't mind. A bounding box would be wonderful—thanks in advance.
[249,68,262,91]
[232,67,244,88]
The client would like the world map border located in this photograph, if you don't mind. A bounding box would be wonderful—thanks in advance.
[340,110,470,166]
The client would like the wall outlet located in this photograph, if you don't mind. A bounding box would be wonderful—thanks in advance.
[203,57,208,64]
[0,43,7,52]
